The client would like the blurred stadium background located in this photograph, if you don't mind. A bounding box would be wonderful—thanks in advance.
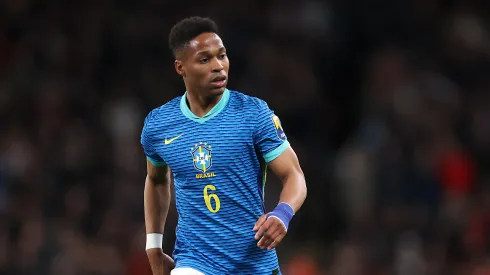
[1,0,490,274]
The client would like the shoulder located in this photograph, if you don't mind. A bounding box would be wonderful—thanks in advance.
[228,90,270,113]
[143,96,181,133]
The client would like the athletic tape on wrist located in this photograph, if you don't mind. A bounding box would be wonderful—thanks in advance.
[146,233,163,250]
[266,202,295,231]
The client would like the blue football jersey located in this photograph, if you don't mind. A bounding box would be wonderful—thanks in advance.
[141,89,289,275]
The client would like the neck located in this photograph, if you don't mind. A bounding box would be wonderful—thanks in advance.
[185,89,223,118]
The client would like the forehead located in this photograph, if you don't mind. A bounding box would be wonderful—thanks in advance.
[187,33,224,55]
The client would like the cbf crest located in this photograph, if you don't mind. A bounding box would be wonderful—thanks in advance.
[191,142,216,178]
[272,115,287,141]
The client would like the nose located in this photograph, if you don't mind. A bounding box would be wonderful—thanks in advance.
[212,58,224,72]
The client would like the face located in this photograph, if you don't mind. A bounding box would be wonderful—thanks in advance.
[175,32,230,97]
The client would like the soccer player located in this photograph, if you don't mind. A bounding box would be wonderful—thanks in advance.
[141,17,307,275]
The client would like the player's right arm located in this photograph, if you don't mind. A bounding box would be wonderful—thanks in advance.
[141,109,174,275]
[145,161,175,275]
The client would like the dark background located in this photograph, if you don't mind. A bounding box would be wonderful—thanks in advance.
[1,0,490,274]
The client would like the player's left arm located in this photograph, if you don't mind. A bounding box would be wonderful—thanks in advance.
[253,146,307,250]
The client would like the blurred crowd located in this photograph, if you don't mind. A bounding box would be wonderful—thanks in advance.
[1,0,490,274]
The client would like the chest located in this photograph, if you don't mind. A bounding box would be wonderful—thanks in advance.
[156,116,257,180]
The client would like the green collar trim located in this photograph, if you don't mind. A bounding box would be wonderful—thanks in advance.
[180,89,230,123]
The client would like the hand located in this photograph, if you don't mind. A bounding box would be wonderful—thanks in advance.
[253,214,287,250]
[146,248,175,275]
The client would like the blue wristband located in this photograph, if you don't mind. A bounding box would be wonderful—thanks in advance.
[266,203,295,230]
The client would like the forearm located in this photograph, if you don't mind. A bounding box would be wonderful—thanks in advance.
[278,172,306,213]
[254,169,306,248]
[144,176,171,234]
[144,168,175,275]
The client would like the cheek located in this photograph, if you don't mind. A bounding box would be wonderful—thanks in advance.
[223,59,230,71]
[190,72,211,86]
[197,69,210,82]
[188,66,208,80]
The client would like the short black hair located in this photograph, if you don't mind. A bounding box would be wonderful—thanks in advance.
[168,17,219,57]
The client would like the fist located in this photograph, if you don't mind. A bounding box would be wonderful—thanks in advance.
[146,248,175,275]
[253,214,287,250]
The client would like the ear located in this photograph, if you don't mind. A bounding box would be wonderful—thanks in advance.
[174,60,186,77]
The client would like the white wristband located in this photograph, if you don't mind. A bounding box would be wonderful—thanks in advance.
[146,233,163,250]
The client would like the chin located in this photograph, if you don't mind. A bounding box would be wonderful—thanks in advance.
[209,86,226,95]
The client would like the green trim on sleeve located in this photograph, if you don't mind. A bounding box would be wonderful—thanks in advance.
[263,141,290,163]
[147,157,166,167]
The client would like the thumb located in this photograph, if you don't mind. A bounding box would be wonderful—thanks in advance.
[253,214,268,231]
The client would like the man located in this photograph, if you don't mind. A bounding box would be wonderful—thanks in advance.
[141,16,307,275]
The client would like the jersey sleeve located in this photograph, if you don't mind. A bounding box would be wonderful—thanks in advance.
[253,100,290,163]
[141,110,166,166]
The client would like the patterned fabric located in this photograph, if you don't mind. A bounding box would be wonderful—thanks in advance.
[141,89,289,275]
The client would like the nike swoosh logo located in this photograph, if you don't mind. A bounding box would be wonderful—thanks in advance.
[164,134,183,145]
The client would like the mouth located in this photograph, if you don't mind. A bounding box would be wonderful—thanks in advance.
[210,75,227,88]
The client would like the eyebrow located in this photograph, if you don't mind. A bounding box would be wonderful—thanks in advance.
[196,47,226,55]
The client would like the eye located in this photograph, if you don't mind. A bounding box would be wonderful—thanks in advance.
[200,58,209,64]
[218,54,227,60]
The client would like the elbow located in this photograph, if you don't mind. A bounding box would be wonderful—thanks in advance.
[292,171,307,202]
[297,168,307,199]
[301,176,307,202]
[146,172,170,187]
[290,171,307,203]
[145,175,156,186]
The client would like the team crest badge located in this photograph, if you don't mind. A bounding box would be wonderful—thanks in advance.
[191,142,212,173]
[272,115,287,141]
